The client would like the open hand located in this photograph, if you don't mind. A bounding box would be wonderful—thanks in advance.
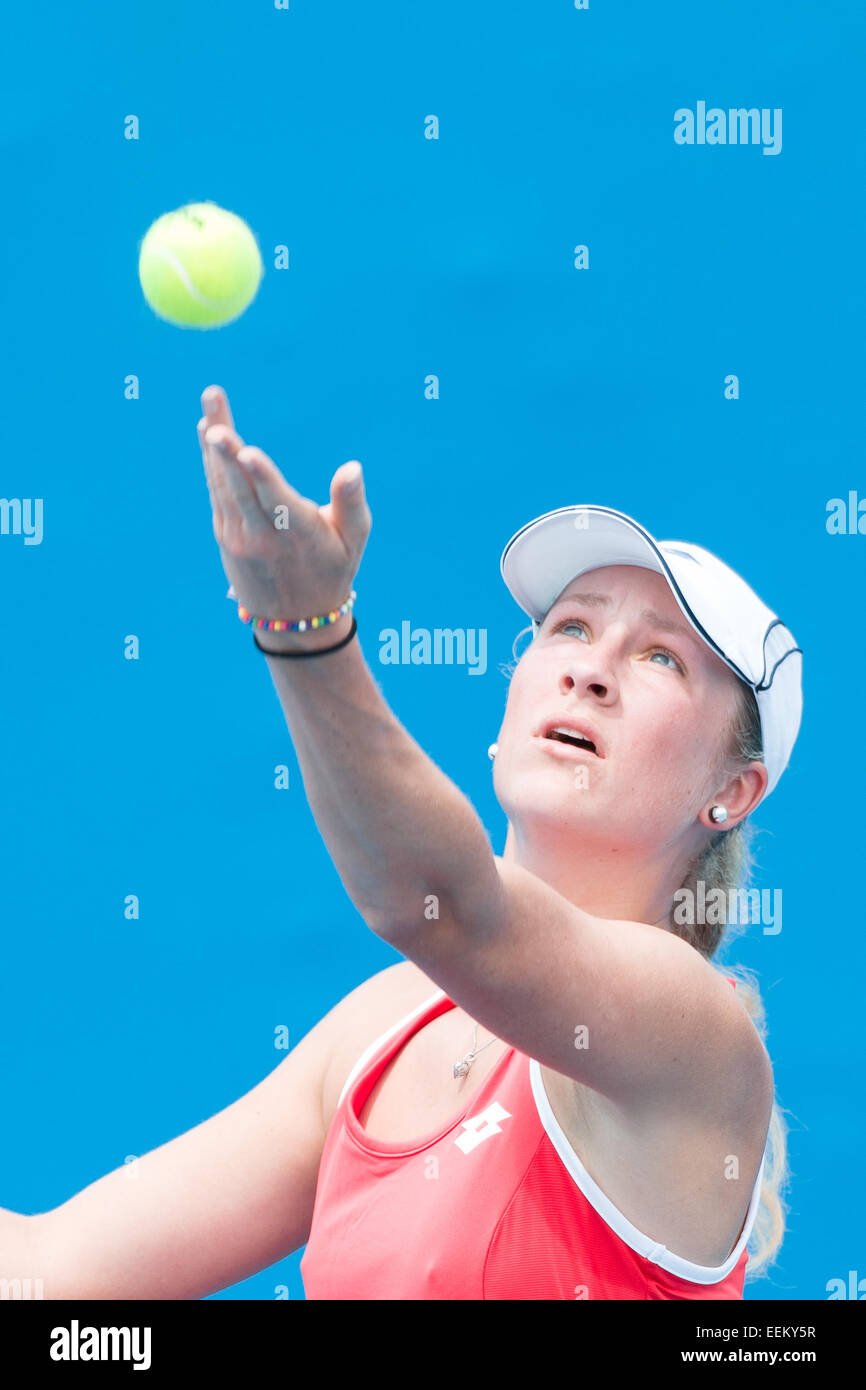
[196,385,371,630]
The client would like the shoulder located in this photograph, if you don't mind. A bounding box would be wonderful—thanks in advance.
[319,959,442,1127]
[718,987,776,1137]
[625,961,776,1148]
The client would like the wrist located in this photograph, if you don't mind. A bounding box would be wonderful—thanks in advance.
[253,610,356,655]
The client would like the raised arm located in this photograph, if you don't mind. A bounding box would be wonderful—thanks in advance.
[199,387,770,1123]
[198,386,500,932]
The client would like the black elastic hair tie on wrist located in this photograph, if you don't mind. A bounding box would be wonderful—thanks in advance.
[252,616,358,659]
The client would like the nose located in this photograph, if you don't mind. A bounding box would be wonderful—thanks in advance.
[558,631,621,705]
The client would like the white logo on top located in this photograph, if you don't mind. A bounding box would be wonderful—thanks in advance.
[454,1101,512,1154]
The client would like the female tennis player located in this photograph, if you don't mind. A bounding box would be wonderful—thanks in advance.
[0,384,801,1300]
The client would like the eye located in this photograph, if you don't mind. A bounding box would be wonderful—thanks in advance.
[647,646,685,674]
[552,618,590,640]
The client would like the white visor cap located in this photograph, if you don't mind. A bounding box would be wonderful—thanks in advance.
[500,504,803,803]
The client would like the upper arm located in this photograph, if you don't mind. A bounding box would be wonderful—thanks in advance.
[382,855,768,1115]
[31,1006,331,1299]
[29,959,429,1300]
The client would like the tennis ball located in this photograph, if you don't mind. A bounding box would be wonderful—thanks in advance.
[138,201,263,329]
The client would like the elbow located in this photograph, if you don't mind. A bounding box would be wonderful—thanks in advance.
[353,877,459,943]
[361,876,505,950]
[361,904,428,944]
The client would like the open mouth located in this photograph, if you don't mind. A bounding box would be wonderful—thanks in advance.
[542,725,601,757]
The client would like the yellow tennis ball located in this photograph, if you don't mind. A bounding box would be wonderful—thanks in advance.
[138,201,263,328]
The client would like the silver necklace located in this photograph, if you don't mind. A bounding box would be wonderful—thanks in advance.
[453,1023,497,1079]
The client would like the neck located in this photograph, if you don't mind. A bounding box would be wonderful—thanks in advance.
[500,821,686,928]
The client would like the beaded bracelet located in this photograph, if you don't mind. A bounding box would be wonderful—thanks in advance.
[234,588,357,633]
[252,615,358,659]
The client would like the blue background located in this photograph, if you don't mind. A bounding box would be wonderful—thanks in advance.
[1,0,861,1301]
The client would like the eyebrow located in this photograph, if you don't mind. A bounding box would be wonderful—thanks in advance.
[547,591,610,613]
[544,591,698,644]
[640,609,699,643]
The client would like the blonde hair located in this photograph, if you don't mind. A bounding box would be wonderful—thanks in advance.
[503,629,790,1284]
[669,676,790,1283]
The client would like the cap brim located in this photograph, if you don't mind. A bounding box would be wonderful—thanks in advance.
[501,505,671,626]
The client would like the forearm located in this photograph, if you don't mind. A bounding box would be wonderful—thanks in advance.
[0,1208,38,1290]
[255,620,499,935]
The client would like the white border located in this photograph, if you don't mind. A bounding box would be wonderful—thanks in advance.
[529,1057,766,1285]
[337,989,448,1110]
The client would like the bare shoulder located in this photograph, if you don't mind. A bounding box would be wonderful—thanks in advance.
[719,992,776,1140]
[318,959,441,1128]
[610,977,775,1175]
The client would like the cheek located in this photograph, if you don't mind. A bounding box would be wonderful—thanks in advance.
[627,703,721,805]
[621,689,706,763]
[499,670,537,732]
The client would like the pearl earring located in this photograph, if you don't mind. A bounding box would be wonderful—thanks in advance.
[488,743,498,760]
[709,805,728,824]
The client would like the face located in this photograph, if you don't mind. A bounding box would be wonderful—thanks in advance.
[494,564,749,857]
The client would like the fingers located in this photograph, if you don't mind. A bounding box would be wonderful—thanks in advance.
[326,461,371,557]
[234,444,320,537]
[197,384,238,509]
[205,425,270,539]
[201,384,236,433]
[197,386,238,538]
[196,389,358,564]
[197,416,223,540]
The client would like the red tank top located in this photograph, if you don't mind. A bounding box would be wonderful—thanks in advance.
[300,987,764,1300]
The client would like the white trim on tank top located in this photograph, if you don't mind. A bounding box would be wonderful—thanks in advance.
[337,988,765,1286]
[529,1056,766,1285]
[337,989,448,1109]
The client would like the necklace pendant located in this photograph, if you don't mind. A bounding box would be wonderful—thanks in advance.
[453,1057,471,1078]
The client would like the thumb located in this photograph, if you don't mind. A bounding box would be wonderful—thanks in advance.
[328,460,370,550]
